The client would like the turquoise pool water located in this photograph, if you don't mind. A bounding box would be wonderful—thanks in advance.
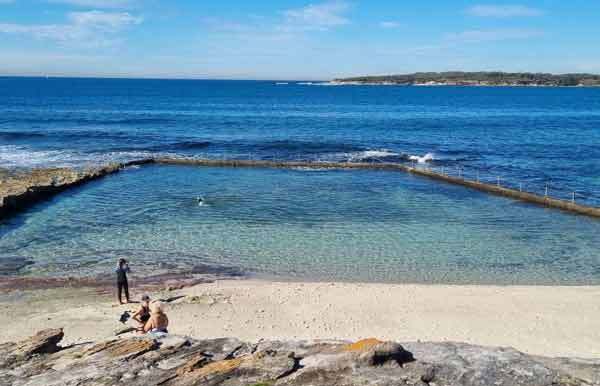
[1,164,598,284]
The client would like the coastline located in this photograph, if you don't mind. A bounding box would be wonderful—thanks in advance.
[325,81,600,87]
[2,277,599,358]
[329,71,600,87]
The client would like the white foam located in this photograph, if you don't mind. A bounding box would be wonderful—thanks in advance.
[348,149,399,162]
[291,166,336,172]
[315,149,399,163]
[0,145,156,169]
[408,152,435,164]
[0,145,79,168]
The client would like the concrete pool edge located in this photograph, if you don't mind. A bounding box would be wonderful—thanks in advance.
[2,157,599,220]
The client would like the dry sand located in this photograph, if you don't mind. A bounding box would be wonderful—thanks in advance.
[1,279,598,358]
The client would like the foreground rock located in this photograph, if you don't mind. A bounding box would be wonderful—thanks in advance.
[1,330,598,386]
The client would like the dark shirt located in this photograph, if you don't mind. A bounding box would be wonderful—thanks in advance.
[116,265,130,283]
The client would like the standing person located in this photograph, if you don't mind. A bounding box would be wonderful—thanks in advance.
[116,258,131,304]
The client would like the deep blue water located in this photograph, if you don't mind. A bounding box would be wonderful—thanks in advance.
[0,77,599,283]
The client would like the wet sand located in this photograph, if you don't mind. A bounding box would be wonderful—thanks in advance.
[1,278,599,358]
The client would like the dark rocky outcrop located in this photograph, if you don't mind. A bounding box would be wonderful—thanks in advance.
[0,159,153,219]
[1,330,598,386]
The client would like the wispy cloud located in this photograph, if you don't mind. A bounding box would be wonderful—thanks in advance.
[203,0,351,43]
[0,0,15,4]
[379,21,401,29]
[466,4,544,18]
[281,0,350,31]
[446,28,543,43]
[46,0,134,8]
[68,10,141,28]
[0,10,142,47]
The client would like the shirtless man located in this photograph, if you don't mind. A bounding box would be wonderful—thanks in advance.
[143,302,169,334]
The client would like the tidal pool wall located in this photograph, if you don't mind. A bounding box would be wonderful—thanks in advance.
[156,158,600,219]
[2,157,599,219]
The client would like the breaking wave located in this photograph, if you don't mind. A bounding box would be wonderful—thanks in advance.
[408,153,435,163]
[346,149,401,162]
[0,145,155,169]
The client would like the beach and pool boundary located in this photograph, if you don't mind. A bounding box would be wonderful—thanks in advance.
[2,157,600,219]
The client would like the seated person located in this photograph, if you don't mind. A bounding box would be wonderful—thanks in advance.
[143,302,169,334]
[132,295,151,325]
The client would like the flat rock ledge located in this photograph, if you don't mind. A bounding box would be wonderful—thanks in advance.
[1,329,599,386]
[0,160,153,219]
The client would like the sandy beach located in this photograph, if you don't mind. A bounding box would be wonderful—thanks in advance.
[1,278,598,359]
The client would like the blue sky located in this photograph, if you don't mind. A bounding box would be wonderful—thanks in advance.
[0,1,599,79]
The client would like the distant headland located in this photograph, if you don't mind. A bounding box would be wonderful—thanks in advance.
[331,71,600,87]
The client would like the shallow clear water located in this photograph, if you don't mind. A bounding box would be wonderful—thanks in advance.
[1,165,598,284]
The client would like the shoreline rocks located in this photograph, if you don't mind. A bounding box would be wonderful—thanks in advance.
[0,264,244,292]
[1,329,598,386]
[0,159,153,219]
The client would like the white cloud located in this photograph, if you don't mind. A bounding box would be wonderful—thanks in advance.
[68,10,141,28]
[0,10,142,47]
[282,0,350,31]
[466,4,544,17]
[0,0,15,4]
[47,0,134,8]
[379,21,401,29]
[446,28,543,43]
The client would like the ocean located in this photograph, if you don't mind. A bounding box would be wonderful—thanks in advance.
[1,77,599,284]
